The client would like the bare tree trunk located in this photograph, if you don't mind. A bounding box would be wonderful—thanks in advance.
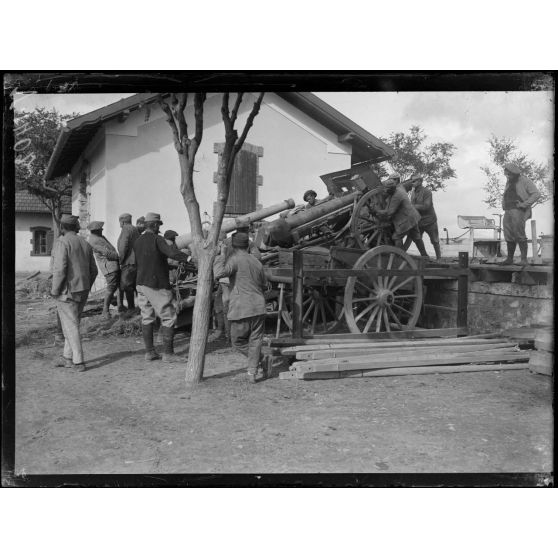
[184,242,216,384]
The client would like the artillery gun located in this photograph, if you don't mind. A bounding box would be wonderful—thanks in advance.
[255,165,425,336]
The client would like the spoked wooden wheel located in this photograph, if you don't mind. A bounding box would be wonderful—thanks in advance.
[344,245,423,333]
[281,284,345,335]
[351,188,393,249]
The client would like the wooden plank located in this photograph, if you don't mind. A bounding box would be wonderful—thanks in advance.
[457,251,468,329]
[295,362,527,380]
[291,351,530,373]
[295,342,516,361]
[280,336,507,356]
[534,331,553,353]
[529,350,553,376]
[305,267,467,279]
[292,250,304,339]
[268,327,469,347]
[531,220,543,265]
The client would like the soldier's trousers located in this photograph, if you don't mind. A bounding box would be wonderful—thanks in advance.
[56,291,89,364]
[230,314,265,372]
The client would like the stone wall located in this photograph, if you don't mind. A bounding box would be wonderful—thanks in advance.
[420,277,554,333]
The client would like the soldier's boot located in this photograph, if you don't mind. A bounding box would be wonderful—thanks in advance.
[433,242,442,260]
[102,293,112,320]
[224,315,231,342]
[161,326,185,363]
[518,241,529,265]
[142,323,160,361]
[214,311,225,338]
[414,238,429,258]
[125,290,135,310]
[246,367,257,384]
[503,242,516,265]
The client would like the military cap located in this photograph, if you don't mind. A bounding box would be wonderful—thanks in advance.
[87,220,104,231]
[60,214,80,226]
[164,229,178,240]
[504,162,521,175]
[119,213,132,222]
[145,212,163,224]
[136,216,145,224]
[303,189,317,202]
[388,172,401,182]
[231,231,249,248]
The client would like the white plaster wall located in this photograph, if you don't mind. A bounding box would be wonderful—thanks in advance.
[15,213,53,272]
[96,93,353,242]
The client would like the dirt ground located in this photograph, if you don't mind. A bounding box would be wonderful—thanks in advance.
[12,291,554,476]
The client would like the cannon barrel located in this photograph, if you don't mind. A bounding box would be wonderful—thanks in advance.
[265,191,359,246]
[175,199,295,249]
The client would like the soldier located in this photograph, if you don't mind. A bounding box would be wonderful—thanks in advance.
[117,213,140,311]
[51,214,98,372]
[376,179,428,256]
[501,163,540,265]
[403,174,442,260]
[213,231,268,383]
[136,216,146,234]
[87,221,121,319]
[303,189,318,208]
[133,212,191,362]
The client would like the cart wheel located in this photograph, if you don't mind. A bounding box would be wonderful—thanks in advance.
[344,245,423,333]
[351,188,393,249]
[281,284,344,335]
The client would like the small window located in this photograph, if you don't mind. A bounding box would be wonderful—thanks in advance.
[30,227,52,256]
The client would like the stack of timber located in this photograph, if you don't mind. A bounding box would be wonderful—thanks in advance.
[529,330,554,376]
[279,335,531,380]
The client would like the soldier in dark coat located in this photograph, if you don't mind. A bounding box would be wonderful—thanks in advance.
[133,212,190,363]
[117,213,140,310]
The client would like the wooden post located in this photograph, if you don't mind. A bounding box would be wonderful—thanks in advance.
[292,250,304,339]
[457,251,469,330]
[531,220,542,264]
[275,283,285,338]
[469,227,475,259]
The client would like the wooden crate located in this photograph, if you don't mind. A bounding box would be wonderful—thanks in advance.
[529,350,553,376]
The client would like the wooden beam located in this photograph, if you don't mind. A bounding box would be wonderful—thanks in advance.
[295,342,516,361]
[291,351,529,373]
[287,362,527,380]
[268,327,469,346]
[305,267,467,279]
[279,336,507,356]
[292,250,304,339]
[457,252,469,329]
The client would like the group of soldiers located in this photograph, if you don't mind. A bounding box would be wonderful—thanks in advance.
[303,171,442,260]
[49,163,539,380]
[50,211,268,383]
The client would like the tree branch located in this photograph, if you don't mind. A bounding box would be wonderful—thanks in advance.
[158,96,182,154]
[230,93,244,126]
[190,93,206,158]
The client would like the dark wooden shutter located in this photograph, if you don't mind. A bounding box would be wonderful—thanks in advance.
[46,229,54,255]
[225,150,257,215]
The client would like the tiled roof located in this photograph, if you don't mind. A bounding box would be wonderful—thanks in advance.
[46,93,395,180]
[15,190,71,214]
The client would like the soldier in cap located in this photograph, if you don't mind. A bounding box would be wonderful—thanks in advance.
[376,179,429,256]
[117,212,140,311]
[403,174,442,259]
[133,212,191,362]
[136,216,146,234]
[51,214,98,372]
[213,231,268,383]
[303,189,318,208]
[501,163,540,265]
[87,221,121,319]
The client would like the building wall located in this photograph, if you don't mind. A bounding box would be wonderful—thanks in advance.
[419,278,553,333]
[73,93,352,250]
[15,213,53,272]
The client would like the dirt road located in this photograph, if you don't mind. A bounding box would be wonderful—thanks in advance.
[13,296,553,475]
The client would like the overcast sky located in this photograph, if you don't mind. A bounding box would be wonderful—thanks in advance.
[14,90,554,237]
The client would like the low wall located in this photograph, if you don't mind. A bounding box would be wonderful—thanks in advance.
[420,277,554,334]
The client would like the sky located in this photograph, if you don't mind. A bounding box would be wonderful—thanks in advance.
[14,90,554,238]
